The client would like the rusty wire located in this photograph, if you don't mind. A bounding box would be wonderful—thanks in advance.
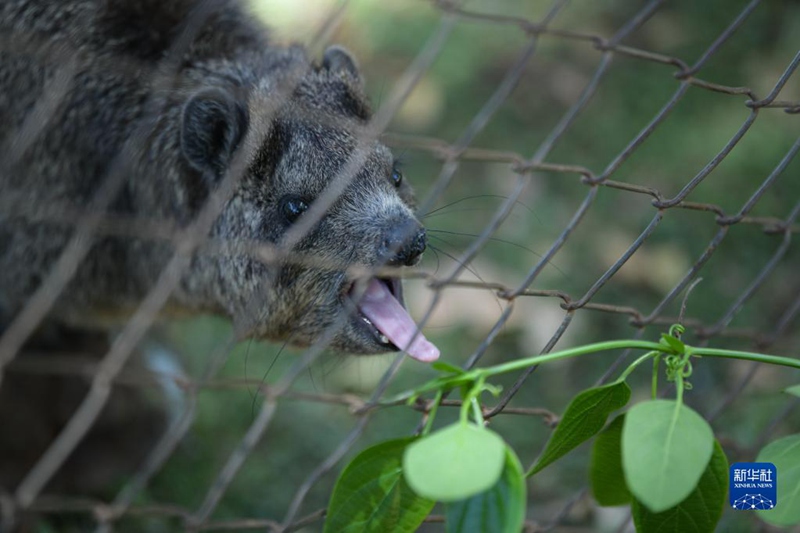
[1,0,799,531]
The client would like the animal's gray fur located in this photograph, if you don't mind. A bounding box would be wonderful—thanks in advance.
[0,0,427,355]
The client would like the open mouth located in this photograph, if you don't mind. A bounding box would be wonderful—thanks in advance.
[360,278,403,348]
[346,277,439,362]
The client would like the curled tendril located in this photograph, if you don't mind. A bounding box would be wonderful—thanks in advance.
[669,323,685,339]
[482,383,503,397]
[664,353,693,380]
[662,325,694,392]
[681,360,694,390]
[664,355,680,382]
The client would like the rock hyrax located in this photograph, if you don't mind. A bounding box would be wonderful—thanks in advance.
[0,0,439,362]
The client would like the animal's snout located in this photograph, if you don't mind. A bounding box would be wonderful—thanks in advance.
[381,222,427,267]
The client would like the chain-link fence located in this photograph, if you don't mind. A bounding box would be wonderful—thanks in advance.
[1,0,799,531]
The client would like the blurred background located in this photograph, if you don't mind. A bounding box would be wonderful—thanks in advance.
[24,0,800,531]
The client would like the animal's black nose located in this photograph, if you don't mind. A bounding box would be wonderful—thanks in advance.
[382,224,427,266]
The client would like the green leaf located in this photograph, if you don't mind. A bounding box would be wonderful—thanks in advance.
[590,415,631,506]
[325,438,435,533]
[756,433,800,526]
[784,384,800,398]
[622,400,714,513]
[631,440,728,533]
[445,447,526,533]
[529,381,631,476]
[431,361,465,375]
[404,423,506,502]
[660,333,685,354]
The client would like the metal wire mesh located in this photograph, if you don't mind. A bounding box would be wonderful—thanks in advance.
[1,0,799,531]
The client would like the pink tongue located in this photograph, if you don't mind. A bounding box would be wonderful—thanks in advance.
[357,279,440,362]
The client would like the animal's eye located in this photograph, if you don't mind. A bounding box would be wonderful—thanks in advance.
[281,196,309,223]
[390,166,403,187]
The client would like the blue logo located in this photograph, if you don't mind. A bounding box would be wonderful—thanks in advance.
[730,462,776,510]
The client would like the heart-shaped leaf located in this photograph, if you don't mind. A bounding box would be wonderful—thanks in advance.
[622,400,714,512]
[757,433,800,526]
[325,438,435,533]
[590,414,631,506]
[530,381,631,476]
[632,440,728,532]
[404,423,506,502]
[445,447,526,533]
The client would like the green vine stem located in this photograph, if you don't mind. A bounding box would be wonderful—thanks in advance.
[471,398,483,426]
[389,339,800,404]
[421,390,443,436]
[687,347,798,367]
[618,351,658,382]
[675,369,685,406]
[651,353,661,400]
[480,341,665,378]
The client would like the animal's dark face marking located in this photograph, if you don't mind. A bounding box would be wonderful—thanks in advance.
[203,48,437,359]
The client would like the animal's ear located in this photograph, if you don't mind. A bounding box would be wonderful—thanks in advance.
[322,45,361,81]
[181,88,248,181]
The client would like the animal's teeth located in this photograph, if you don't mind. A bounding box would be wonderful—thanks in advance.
[360,315,388,344]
